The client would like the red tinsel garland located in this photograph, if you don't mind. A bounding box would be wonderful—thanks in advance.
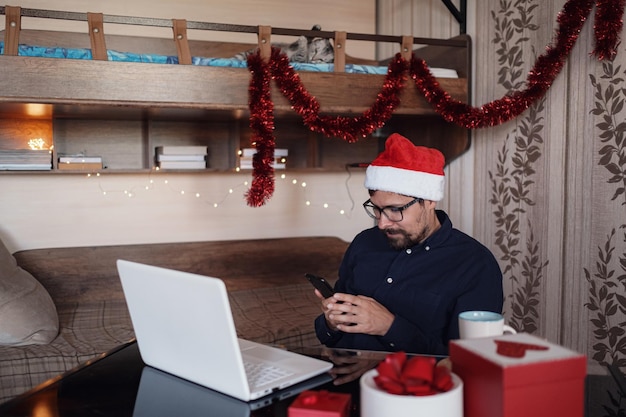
[594,0,626,60]
[245,49,408,206]
[409,0,622,128]
[269,48,409,143]
[244,0,624,206]
[245,51,276,207]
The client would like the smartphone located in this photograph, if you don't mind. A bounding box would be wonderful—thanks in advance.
[305,273,335,298]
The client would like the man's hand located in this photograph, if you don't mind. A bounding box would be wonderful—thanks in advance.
[314,289,345,331]
[319,292,394,336]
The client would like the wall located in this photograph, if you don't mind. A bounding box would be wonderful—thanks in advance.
[0,0,378,252]
[0,171,372,252]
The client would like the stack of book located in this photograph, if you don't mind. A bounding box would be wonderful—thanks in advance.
[57,155,103,171]
[0,149,52,170]
[238,148,288,170]
[155,146,208,169]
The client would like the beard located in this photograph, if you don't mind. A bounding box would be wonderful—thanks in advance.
[383,225,430,250]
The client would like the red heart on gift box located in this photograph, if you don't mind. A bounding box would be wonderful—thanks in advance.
[494,340,549,358]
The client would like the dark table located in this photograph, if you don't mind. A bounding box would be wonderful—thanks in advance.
[1,340,610,417]
[0,341,419,417]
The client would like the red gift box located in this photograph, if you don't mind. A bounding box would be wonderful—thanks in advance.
[288,390,351,417]
[450,333,586,417]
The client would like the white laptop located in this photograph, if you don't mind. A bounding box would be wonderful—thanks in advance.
[116,259,332,402]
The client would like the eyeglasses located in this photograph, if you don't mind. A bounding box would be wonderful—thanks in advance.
[362,197,423,222]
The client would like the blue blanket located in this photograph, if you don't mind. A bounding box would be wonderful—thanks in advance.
[0,41,393,75]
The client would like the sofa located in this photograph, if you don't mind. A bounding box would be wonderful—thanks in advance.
[0,236,349,403]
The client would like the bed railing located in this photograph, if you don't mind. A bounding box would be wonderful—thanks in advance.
[1,5,467,72]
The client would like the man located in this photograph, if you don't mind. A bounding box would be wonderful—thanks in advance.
[314,133,503,356]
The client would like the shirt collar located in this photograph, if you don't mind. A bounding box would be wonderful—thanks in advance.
[412,210,452,250]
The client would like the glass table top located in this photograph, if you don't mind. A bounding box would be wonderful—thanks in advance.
[0,341,445,417]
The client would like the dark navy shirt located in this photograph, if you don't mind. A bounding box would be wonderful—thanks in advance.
[315,210,503,355]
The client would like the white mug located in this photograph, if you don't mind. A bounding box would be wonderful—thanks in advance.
[458,311,517,339]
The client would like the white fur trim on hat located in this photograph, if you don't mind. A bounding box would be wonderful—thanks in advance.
[365,165,445,201]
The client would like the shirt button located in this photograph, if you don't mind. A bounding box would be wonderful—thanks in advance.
[386,277,393,284]
[389,342,395,347]
[425,246,430,251]
[406,248,412,254]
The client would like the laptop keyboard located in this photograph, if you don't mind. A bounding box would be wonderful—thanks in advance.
[244,361,294,387]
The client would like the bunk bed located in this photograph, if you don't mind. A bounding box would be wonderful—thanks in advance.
[0,5,470,180]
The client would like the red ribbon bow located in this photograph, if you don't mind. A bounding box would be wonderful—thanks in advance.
[373,352,453,396]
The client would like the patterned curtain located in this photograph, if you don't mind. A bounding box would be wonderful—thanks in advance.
[473,1,626,415]
[378,1,625,413]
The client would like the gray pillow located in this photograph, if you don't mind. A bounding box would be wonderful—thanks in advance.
[0,239,59,345]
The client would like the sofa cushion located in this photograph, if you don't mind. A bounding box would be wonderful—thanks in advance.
[0,299,133,403]
[0,239,59,346]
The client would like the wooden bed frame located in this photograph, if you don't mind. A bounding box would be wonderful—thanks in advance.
[0,6,470,170]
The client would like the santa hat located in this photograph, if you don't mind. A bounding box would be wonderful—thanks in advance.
[364,133,445,201]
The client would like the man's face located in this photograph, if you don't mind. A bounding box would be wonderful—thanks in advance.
[369,191,437,250]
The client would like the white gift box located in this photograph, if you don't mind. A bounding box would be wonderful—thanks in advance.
[360,369,463,417]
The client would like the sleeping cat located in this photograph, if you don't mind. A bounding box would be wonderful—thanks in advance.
[234,25,334,63]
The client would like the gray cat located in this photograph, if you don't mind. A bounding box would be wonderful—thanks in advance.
[234,25,334,63]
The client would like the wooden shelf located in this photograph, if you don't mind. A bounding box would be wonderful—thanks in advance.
[0,17,471,173]
[0,56,466,117]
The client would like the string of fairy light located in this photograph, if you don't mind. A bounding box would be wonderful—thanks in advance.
[26,138,359,216]
[83,169,358,217]
[27,138,50,150]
